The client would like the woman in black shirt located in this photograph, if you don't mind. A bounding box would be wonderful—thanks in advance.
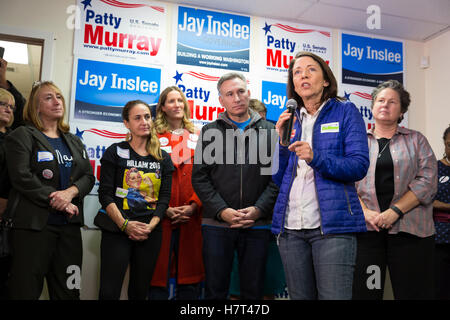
[96,100,174,300]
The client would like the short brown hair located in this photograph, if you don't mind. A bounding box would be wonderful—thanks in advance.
[287,51,339,107]
[249,99,267,115]
[371,80,410,123]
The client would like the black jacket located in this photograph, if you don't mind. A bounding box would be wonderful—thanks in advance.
[192,109,279,227]
[0,129,11,199]
[5,125,95,230]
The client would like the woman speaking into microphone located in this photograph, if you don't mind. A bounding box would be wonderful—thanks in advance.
[271,51,369,300]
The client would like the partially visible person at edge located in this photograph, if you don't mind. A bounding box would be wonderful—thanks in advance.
[192,72,279,300]
[0,57,26,129]
[272,51,370,300]
[353,80,437,300]
[149,86,204,300]
[96,100,174,300]
[229,98,286,300]
[0,88,15,300]
[433,125,450,299]
[5,81,95,299]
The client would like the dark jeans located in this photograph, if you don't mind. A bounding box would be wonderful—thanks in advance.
[8,224,82,300]
[435,243,450,299]
[149,228,201,300]
[99,224,162,300]
[202,225,271,300]
[353,230,435,300]
[0,256,11,300]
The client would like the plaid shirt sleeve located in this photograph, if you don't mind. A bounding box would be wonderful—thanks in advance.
[356,127,438,237]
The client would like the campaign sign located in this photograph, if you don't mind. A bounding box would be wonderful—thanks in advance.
[71,121,128,227]
[72,122,127,195]
[262,19,332,78]
[342,33,403,87]
[73,58,160,123]
[171,67,224,128]
[176,6,250,72]
[261,81,287,123]
[74,0,167,65]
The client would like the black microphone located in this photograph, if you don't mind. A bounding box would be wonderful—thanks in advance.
[281,99,298,145]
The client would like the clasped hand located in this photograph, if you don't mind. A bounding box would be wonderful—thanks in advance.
[49,189,79,218]
[364,208,399,232]
[220,207,261,229]
[125,217,160,241]
[166,204,197,225]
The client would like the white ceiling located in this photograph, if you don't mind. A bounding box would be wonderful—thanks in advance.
[165,0,450,42]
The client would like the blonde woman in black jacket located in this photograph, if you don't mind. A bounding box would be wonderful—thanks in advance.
[5,81,94,300]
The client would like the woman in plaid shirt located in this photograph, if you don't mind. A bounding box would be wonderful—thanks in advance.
[353,80,437,300]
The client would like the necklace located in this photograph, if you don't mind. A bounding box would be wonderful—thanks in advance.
[444,157,450,166]
[377,139,391,159]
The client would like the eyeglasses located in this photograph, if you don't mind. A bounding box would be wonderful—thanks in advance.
[0,101,15,111]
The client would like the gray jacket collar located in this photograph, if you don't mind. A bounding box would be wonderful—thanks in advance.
[217,108,262,129]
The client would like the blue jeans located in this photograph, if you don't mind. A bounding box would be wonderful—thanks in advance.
[278,228,356,300]
[202,225,271,300]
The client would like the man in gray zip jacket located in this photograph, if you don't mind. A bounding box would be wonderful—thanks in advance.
[192,72,279,300]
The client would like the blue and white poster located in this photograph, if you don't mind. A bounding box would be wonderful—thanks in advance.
[71,58,161,123]
[176,6,250,72]
[261,81,287,123]
[342,33,403,87]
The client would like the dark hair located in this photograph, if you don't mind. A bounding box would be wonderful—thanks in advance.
[122,99,151,121]
[287,51,339,107]
[371,80,410,123]
[121,100,162,160]
[444,124,450,140]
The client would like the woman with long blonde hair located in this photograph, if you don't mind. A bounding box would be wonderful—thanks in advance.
[149,87,204,300]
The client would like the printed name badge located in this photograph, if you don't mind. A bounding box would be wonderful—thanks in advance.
[187,139,197,150]
[321,122,340,133]
[117,146,130,159]
[115,187,128,198]
[37,151,54,162]
[161,146,172,154]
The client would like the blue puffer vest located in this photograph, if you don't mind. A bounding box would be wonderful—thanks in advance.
[271,98,369,235]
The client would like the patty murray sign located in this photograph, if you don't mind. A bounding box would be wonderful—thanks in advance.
[74,0,167,65]
[176,5,250,72]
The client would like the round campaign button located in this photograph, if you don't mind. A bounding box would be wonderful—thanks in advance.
[42,169,53,180]
[189,134,198,142]
[159,137,169,146]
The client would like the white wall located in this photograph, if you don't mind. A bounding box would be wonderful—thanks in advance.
[1,0,448,300]
[424,30,450,159]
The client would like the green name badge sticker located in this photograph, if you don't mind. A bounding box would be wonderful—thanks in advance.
[321,122,339,133]
[115,187,128,198]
